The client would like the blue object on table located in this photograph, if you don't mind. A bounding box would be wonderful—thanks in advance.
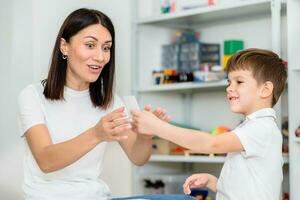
[190,189,208,198]
[112,194,196,200]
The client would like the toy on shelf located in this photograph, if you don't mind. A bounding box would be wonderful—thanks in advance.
[211,125,231,135]
[223,40,244,70]
[295,126,300,137]
[281,118,289,154]
[210,126,230,156]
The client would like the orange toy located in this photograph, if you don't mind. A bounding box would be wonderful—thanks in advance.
[211,126,231,135]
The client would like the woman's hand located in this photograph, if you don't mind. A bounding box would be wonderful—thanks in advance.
[94,107,132,142]
[183,173,217,194]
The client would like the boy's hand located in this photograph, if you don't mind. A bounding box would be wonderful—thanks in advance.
[183,173,213,194]
[145,104,171,123]
[131,105,171,136]
[131,110,164,135]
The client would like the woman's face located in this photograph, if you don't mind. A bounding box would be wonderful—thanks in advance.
[60,24,112,90]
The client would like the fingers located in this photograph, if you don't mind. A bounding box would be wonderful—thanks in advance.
[144,104,151,111]
[111,118,130,128]
[111,125,132,140]
[152,107,171,122]
[105,107,127,121]
[183,174,205,194]
[183,183,191,194]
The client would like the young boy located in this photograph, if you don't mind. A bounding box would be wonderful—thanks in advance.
[132,48,287,200]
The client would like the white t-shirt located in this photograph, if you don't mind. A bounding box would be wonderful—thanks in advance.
[18,83,124,200]
[216,108,283,200]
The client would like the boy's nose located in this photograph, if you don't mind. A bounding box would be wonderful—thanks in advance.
[226,85,232,92]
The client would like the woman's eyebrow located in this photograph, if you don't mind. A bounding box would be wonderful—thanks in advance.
[84,35,98,41]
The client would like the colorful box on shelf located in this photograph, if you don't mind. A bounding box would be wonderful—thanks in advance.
[223,40,244,69]
[152,137,183,155]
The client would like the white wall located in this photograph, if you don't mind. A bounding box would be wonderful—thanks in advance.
[0,0,23,199]
[0,0,133,199]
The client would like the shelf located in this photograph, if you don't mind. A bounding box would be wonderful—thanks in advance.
[136,0,273,27]
[150,154,289,164]
[138,80,227,93]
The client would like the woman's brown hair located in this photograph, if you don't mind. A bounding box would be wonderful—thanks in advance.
[42,8,115,109]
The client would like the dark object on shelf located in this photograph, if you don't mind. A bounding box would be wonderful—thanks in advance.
[143,179,165,194]
[281,119,289,154]
[295,126,300,137]
[113,194,197,200]
[283,192,289,200]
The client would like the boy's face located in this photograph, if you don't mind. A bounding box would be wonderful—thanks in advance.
[226,69,263,116]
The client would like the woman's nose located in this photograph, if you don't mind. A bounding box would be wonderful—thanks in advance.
[94,49,104,62]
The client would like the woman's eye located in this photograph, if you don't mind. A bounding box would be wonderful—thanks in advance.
[103,46,111,52]
[86,43,95,48]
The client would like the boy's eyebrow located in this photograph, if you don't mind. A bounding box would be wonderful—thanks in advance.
[230,75,246,80]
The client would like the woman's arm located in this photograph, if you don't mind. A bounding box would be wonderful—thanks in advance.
[118,130,152,166]
[119,107,171,165]
[26,125,100,173]
[26,107,131,173]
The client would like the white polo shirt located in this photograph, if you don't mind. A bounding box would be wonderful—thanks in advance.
[216,108,283,200]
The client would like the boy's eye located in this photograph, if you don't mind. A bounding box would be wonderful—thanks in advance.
[237,81,243,84]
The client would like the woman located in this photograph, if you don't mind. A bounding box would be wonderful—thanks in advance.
[18,8,169,199]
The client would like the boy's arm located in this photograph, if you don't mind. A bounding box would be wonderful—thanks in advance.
[158,122,243,154]
[132,111,243,154]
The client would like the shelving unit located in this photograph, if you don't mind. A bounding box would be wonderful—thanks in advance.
[132,0,291,198]
[287,1,300,199]
[136,0,276,26]
[150,154,289,164]
[138,80,227,93]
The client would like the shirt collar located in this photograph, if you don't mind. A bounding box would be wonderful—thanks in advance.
[246,108,277,121]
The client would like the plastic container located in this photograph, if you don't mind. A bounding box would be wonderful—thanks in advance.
[162,174,189,194]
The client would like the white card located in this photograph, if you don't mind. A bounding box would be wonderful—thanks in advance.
[122,96,140,119]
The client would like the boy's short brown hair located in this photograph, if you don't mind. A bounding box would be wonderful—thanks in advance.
[226,48,287,107]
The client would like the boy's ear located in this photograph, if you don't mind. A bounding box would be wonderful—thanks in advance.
[60,38,68,56]
[260,81,274,99]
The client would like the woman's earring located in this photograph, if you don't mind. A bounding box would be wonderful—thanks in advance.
[62,54,67,60]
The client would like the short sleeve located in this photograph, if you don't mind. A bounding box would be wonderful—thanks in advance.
[233,120,271,158]
[18,85,45,137]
